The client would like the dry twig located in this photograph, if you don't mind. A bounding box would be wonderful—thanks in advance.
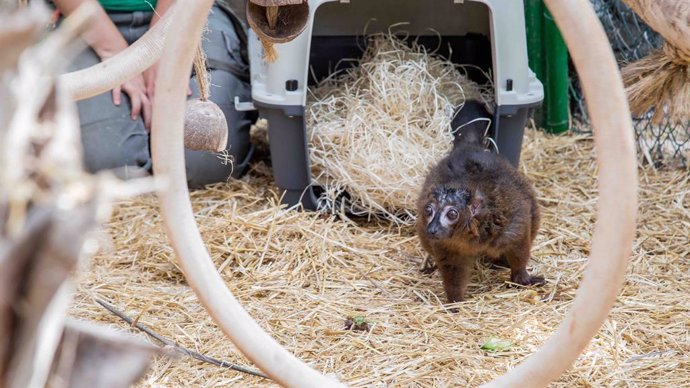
[95,299,269,379]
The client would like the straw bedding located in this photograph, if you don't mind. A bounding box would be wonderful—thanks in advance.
[69,125,690,387]
[307,35,493,223]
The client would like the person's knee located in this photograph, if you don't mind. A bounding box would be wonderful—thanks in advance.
[184,148,237,188]
[80,119,151,175]
[76,81,153,175]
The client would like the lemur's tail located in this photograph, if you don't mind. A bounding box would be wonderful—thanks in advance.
[450,100,492,149]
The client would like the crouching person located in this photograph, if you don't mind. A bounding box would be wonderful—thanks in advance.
[53,0,256,187]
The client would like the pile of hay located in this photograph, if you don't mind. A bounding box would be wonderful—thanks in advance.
[69,128,690,387]
[307,34,493,223]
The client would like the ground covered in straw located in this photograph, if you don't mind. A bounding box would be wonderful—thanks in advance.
[71,129,689,387]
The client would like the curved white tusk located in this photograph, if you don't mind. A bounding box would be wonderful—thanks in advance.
[61,2,176,101]
[149,0,344,386]
[483,0,638,386]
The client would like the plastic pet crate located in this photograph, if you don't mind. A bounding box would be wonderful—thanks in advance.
[239,0,544,209]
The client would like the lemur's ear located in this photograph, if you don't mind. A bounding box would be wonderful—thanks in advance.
[469,189,484,217]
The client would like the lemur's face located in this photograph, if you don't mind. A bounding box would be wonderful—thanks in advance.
[420,187,471,240]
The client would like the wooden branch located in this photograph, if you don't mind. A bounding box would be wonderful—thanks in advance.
[482,0,637,386]
[95,299,268,379]
[6,202,101,388]
[0,207,53,384]
[3,2,96,188]
[1,6,101,386]
[150,0,343,386]
[0,4,43,73]
[47,319,161,388]
[1,5,160,388]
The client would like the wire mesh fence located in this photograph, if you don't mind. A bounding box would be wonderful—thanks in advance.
[569,0,690,168]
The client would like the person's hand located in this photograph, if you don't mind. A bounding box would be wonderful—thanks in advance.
[112,73,153,130]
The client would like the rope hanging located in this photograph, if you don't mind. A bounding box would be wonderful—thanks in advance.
[193,44,210,101]
[259,6,279,63]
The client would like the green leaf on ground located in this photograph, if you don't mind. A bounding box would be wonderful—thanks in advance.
[481,337,512,352]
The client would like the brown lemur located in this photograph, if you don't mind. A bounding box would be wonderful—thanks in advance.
[416,100,544,303]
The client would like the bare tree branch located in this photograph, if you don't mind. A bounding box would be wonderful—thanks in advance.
[95,299,269,380]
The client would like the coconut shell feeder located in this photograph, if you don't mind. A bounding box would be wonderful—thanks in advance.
[183,46,229,153]
[183,98,228,153]
[60,0,638,386]
[245,0,309,62]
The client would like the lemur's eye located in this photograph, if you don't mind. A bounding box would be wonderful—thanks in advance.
[446,208,459,221]
[424,205,434,217]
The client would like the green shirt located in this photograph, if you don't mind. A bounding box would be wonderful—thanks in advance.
[98,0,157,12]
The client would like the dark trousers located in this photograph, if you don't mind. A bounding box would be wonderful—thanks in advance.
[69,5,255,187]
